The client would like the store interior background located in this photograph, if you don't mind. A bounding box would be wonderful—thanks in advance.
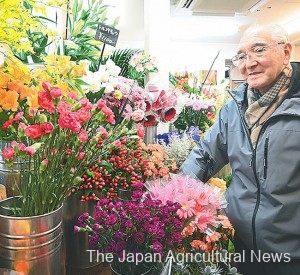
[109,0,300,91]
[41,0,300,103]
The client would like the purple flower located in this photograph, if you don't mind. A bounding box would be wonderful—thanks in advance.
[134,231,145,244]
[152,241,163,254]
[113,231,124,240]
[156,228,166,238]
[97,198,110,207]
[171,231,183,243]
[132,181,144,189]
[73,225,81,233]
[106,213,119,225]
[123,219,134,228]
[88,233,100,248]
[114,240,126,252]
[131,190,143,201]
[92,223,101,230]
[173,218,184,229]
[78,212,89,223]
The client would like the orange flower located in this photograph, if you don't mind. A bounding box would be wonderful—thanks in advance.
[0,88,19,111]
[206,231,221,243]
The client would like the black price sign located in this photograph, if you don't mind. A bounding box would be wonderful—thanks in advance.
[95,23,120,47]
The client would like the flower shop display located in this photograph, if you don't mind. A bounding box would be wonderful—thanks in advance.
[75,174,237,275]
[82,59,148,129]
[74,137,150,201]
[158,130,197,167]
[71,138,177,202]
[75,183,183,275]
[1,81,136,216]
[172,87,217,134]
[140,142,178,179]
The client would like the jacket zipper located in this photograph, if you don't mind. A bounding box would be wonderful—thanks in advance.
[263,137,269,179]
[230,95,260,253]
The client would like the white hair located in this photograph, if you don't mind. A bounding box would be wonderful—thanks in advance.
[241,24,289,43]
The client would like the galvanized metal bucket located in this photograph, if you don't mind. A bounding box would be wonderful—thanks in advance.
[0,197,63,275]
[143,126,157,145]
[63,195,100,269]
[0,141,21,198]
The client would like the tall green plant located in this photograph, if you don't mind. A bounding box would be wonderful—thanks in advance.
[63,0,120,71]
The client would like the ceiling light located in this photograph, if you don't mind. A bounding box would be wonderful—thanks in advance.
[249,0,270,13]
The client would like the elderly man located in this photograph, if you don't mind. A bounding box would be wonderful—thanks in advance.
[180,24,300,275]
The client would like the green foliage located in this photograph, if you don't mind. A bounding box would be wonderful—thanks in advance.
[63,0,120,71]
[173,106,213,134]
[223,173,233,188]
[102,48,142,77]
[116,49,142,76]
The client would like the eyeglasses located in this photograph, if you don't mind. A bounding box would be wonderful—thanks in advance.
[231,42,285,67]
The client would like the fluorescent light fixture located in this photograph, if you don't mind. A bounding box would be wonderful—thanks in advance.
[249,0,270,13]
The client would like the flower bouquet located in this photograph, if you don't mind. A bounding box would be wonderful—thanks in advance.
[75,182,184,275]
[76,173,237,274]
[147,174,237,274]
[143,82,178,127]
[1,81,137,216]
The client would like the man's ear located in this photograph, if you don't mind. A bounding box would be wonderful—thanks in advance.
[283,43,292,65]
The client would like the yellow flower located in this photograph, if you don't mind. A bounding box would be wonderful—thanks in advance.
[114,90,123,100]
[207,177,227,193]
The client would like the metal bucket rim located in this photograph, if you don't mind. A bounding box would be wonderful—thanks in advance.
[0,196,63,219]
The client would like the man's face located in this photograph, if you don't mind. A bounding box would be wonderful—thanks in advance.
[237,32,291,94]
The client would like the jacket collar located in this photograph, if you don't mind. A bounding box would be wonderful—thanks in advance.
[229,62,300,103]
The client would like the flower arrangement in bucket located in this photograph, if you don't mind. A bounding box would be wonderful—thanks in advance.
[1,80,137,216]
[75,182,184,275]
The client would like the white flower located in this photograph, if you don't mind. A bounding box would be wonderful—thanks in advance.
[102,82,114,94]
